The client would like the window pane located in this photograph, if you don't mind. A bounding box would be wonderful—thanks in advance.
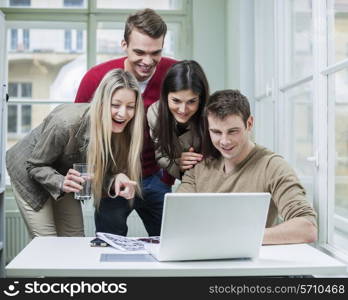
[8,83,18,98]
[7,25,87,102]
[96,0,182,9]
[6,103,57,152]
[96,23,176,64]
[255,96,275,151]
[64,0,83,7]
[21,83,32,98]
[96,27,123,64]
[1,0,86,8]
[333,0,348,63]
[7,105,18,134]
[76,30,83,51]
[21,105,32,133]
[333,68,348,251]
[65,30,72,51]
[10,29,18,50]
[284,0,313,82]
[254,0,274,96]
[23,29,30,50]
[284,82,314,204]
[9,0,30,6]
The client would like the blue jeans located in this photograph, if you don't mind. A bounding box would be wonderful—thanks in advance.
[95,171,171,236]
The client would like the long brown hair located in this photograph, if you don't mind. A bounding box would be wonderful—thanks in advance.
[153,60,209,160]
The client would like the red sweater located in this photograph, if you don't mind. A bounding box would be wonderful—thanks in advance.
[75,57,177,179]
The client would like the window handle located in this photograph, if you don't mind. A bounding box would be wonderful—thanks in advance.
[307,151,319,168]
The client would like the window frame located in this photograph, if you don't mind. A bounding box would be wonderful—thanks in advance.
[1,0,192,70]
[254,0,348,262]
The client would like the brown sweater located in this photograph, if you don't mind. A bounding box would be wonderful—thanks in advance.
[176,145,317,228]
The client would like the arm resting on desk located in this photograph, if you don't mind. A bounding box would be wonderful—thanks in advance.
[263,216,317,245]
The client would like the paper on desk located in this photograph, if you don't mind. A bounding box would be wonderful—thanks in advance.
[96,232,160,251]
[96,232,144,251]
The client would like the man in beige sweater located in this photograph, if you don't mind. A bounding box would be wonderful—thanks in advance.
[177,90,317,245]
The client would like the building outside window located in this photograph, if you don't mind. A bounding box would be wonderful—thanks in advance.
[76,30,83,51]
[64,30,72,51]
[10,29,17,50]
[10,29,29,51]
[64,0,83,7]
[9,0,30,7]
[7,82,32,136]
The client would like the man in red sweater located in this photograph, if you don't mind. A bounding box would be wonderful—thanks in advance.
[75,9,177,237]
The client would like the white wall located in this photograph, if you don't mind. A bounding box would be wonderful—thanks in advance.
[192,0,255,111]
[192,0,226,93]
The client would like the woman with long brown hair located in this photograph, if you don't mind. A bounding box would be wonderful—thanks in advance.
[147,60,210,179]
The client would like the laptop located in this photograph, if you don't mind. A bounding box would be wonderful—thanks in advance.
[145,193,271,261]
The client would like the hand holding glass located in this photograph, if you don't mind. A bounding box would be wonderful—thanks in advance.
[73,163,92,201]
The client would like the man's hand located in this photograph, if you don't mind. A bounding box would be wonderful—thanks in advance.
[114,173,137,200]
[179,147,203,172]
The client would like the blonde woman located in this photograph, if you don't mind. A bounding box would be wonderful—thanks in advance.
[6,69,144,238]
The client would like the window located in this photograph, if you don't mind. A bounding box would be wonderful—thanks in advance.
[333,0,348,63]
[2,0,86,8]
[7,24,87,103]
[64,0,84,7]
[7,105,18,134]
[9,0,30,6]
[7,83,32,135]
[7,104,32,135]
[8,82,32,99]
[96,22,178,64]
[283,0,313,82]
[23,29,29,49]
[10,29,17,51]
[283,82,314,204]
[9,29,30,51]
[254,0,348,257]
[65,30,72,51]
[64,29,84,52]
[96,0,183,10]
[333,68,348,221]
[76,30,83,51]
[327,0,348,256]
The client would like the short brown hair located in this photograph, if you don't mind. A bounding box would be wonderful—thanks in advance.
[205,89,251,127]
[124,8,167,44]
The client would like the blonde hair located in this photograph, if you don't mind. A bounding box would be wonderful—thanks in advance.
[87,69,144,208]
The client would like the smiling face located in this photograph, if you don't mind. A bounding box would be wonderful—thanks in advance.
[167,89,200,124]
[122,29,164,82]
[110,88,137,133]
[208,113,254,165]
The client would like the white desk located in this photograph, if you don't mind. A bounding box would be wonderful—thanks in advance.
[6,237,347,277]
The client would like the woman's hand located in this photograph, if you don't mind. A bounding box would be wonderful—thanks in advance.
[62,168,85,193]
[179,147,203,172]
[114,173,137,200]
